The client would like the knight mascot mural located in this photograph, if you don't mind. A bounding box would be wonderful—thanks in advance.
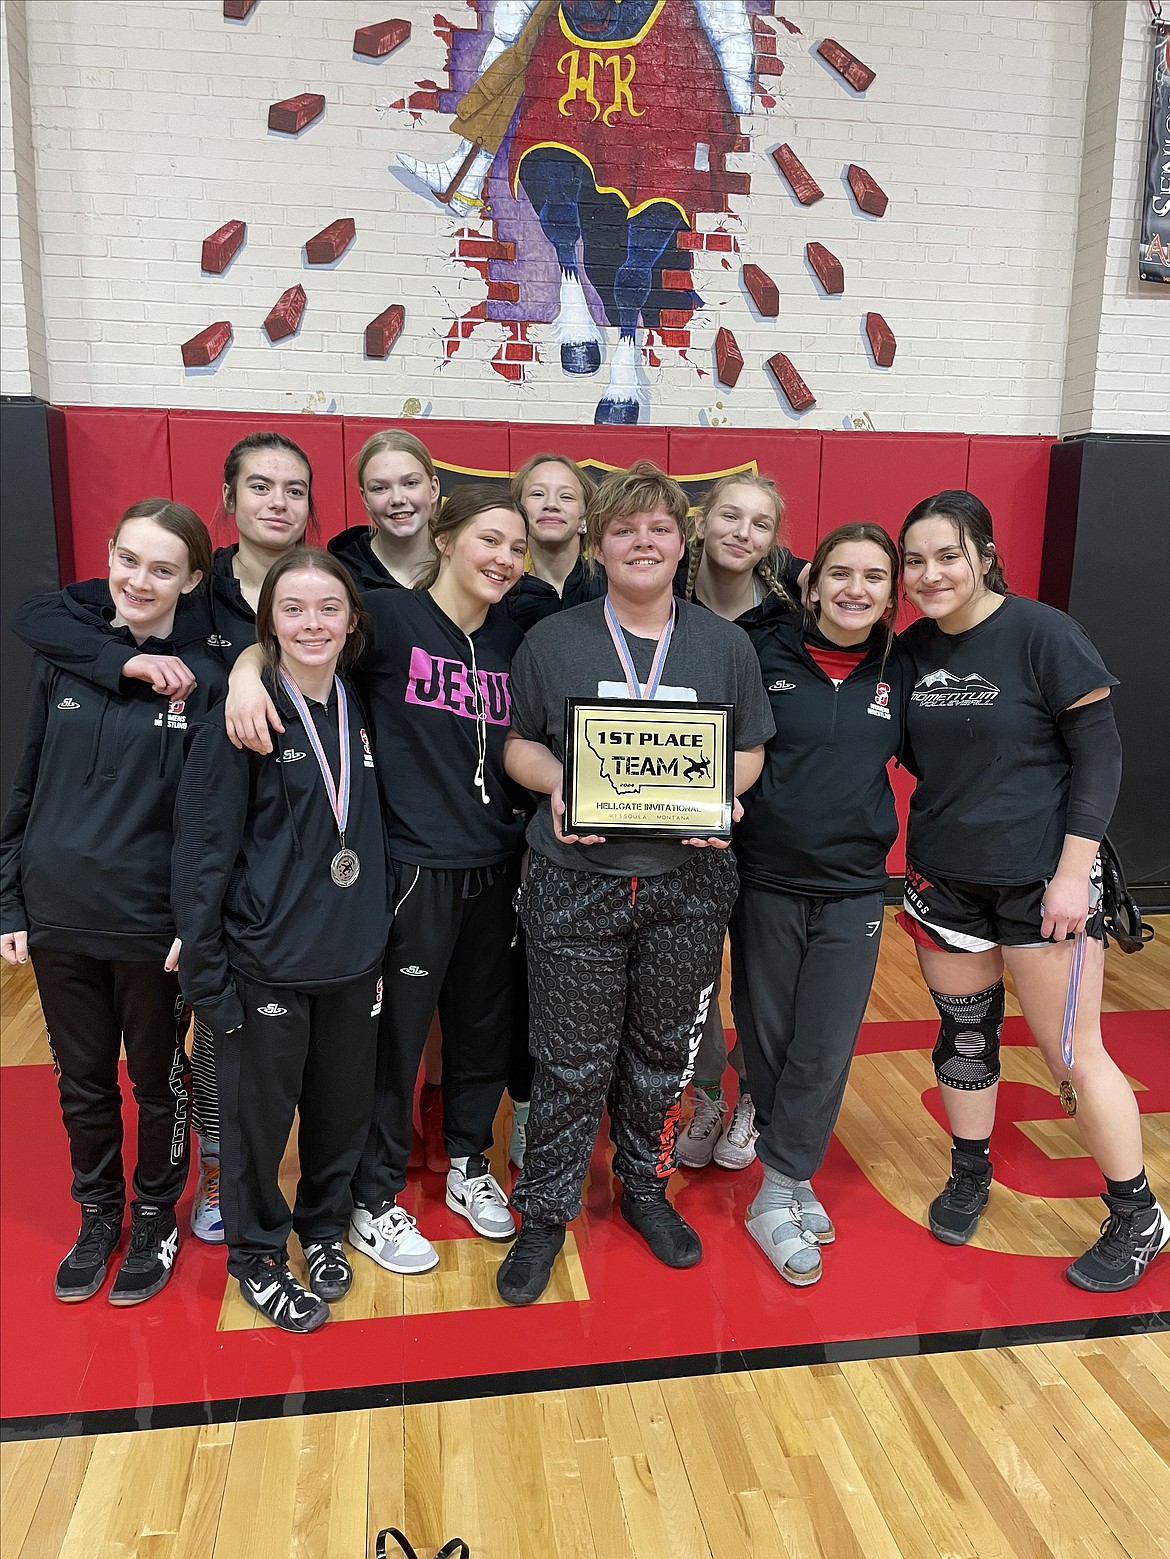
[400,0,756,424]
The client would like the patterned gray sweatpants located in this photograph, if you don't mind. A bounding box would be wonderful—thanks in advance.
[512,848,739,1225]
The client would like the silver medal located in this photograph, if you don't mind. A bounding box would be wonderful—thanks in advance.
[330,846,361,888]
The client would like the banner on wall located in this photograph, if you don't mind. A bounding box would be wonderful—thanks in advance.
[1139,21,1170,283]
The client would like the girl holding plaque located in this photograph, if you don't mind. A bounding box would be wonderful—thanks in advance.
[173,548,389,1332]
[731,523,908,1286]
[497,462,775,1306]
[224,487,530,1278]
[896,491,1166,1292]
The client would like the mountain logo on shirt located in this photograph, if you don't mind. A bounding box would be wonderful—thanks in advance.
[206,634,232,648]
[768,679,796,693]
[56,697,81,710]
[256,1003,288,1016]
[912,669,1000,707]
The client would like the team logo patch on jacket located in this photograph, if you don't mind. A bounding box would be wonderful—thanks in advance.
[370,976,383,1017]
[56,696,81,710]
[867,680,892,719]
[276,748,306,763]
[256,1003,288,1016]
[768,679,796,694]
[206,634,232,648]
[360,727,375,768]
[154,699,188,730]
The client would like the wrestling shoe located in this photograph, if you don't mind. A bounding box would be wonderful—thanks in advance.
[349,1203,439,1274]
[446,1155,515,1240]
[928,1150,992,1245]
[677,1089,724,1168]
[713,1091,759,1170]
[1066,1195,1170,1292]
[496,1222,566,1306]
[240,1257,328,1333]
[54,1204,122,1302]
[617,1187,702,1267]
[190,1140,225,1243]
[109,1203,179,1306]
[303,1239,353,1301]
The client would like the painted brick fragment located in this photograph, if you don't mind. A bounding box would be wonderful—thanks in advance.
[365,304,405,358]
[662,270,693,290]
[767,353,815,411]
[268,94,325,135]
[223,0,257,18]
[456,237,517,261]
[714,327,744,388]
[655,329,691,347]
[777,16,802,34]
[806,242,844,294]
[717,171,752,199]
[865,312,896,367]
[353,18,411,58]
[742,263,779,317]
[201,220,245,274]
[817,39,876,92]
[487,280,520,303]
[182,321,232,367]
[305,218,356,264]
[847,164,888,217]
[264,285,306,342]
[660,308,694,329]
[772,145,823,205]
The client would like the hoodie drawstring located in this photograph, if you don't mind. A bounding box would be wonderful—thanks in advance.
[463,631,491,807]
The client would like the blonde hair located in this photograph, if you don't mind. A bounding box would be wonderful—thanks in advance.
[355,429,439,535]
[586,461,690,553]
[685,472,794,610]
[510,451,596,514]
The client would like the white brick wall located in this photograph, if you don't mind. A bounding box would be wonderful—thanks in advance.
[2,0,1159,432]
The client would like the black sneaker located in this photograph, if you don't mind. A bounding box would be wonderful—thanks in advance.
[109,1203,180,1306]
[303,1239,353,1301]
[928,1150,993,1245]
[1066,1195,1170,1292]
[617,1187,702,1268]
[54,1204,122,1302]
[240,1257,329,1333]
[496,1221,566,1306]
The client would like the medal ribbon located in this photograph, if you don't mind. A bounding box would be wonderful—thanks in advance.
[278,670,351,839]
[603,595,674,701]
[1060,928,1086,1071]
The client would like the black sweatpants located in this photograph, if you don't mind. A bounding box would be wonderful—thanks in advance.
[730,885,884,1182]
[513,849,739,1226]
[215,969,380,1279]
[30,947,191,1215]
[351,859,519,1211]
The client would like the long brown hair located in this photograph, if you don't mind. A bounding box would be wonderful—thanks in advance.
[111,498,213,584]
[899,490,1008,594]
[684,472,794,610]
[218,430,318,537]
[255,546,367,672]
[805,522,900,667]
[415,483,528,591]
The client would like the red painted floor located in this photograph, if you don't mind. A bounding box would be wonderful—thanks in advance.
[2,1014,1167,1424]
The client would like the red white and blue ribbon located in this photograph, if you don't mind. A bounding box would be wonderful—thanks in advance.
[1060,928,1087,1071]
[278,669,351,838]
[603,595,674,701]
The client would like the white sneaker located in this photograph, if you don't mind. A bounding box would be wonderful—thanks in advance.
[190,1142,225,1243]
[446,1155,516,1240]
[348,1203,439,1274]
[714,1092,759,1170]
[677,1089,725,1168]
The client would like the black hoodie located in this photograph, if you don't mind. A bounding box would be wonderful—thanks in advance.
[0,600,227,959]
[733,618,912,896]
[172,672,390,1033]
[327,525,408,593]
[11,546,255,679]
[504,555,607,633]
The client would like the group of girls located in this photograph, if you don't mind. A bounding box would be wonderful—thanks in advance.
[2,425,1165,1330]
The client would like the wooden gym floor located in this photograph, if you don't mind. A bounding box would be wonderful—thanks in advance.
[2,909,1168,1557]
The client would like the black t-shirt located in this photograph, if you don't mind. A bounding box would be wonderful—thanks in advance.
[358,590,526,868]
[900,595,1117,884]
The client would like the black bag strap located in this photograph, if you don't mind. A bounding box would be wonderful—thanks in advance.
[375,1532,469,1559]
[1098,834,1154,954]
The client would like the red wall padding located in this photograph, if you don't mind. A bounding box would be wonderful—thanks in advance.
[665,429,821,560]
[341,419,512,531]
[59,408,172,582]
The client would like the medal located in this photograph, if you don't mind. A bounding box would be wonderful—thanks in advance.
[604,595,675,702]
[278,669,360,889]
[1059,1079,1078,1116]
[1056,928,1086,1116]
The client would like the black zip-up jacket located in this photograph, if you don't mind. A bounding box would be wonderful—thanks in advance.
[504,554,606,633]
[172,672,390,1033]
[0,604,227,959]
[327,525,408,593]
[734,618,911,896]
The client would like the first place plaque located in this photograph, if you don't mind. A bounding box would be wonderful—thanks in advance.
[562,699,735,839]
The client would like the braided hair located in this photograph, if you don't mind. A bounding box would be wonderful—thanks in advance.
[688,473,795,610]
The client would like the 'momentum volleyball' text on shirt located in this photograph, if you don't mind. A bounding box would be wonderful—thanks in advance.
[900,595,1117,885]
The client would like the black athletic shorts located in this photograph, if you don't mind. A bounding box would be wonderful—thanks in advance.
[898,857,1104,953]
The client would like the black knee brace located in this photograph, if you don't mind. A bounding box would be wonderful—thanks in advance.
[929,981,1004,1091]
